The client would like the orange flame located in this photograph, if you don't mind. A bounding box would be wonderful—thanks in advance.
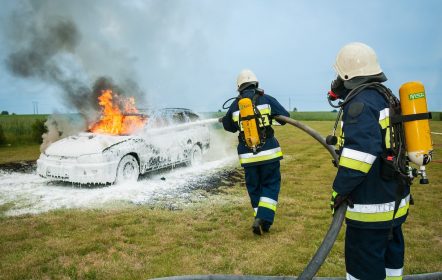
[89,89,147,135]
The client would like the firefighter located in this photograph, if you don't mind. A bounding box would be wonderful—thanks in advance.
[221,69,290,235]
[329,42,410,280]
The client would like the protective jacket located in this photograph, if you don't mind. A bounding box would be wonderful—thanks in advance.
[222,88,289,167]
[333,86,410,229]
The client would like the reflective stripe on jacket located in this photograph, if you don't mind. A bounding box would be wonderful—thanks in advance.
[333,87,410,229]
[239,147,283,165]
[346,194,410,222]
[222,88,289,167]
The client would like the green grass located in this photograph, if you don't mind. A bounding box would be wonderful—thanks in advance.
[0,114,48,145]
[0,121,441,279]
[0,144,42,164]
[431,111,442,121]
[289,111,338,121]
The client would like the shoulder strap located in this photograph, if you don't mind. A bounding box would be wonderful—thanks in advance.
[368,84,412,239]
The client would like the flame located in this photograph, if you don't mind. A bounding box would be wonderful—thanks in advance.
[89,89,147,135]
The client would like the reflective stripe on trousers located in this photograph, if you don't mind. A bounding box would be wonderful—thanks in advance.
[386,267,403,280]
[346,271,403,280]
[346,195,410,222]
[239,147,282,165]
[253,207,258,217]
[258,197,277,212]
[346,272,359,280]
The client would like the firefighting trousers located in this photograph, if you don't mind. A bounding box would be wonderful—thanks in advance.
[345,225,405,280]
[244,161,281,227]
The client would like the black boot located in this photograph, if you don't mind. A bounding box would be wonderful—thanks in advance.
[252,218,264,235]
[262,221,271,233]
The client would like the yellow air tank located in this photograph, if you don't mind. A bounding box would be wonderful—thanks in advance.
[239,98,260,150]
[399,81,433,167]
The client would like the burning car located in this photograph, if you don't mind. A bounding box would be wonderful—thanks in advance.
[37,90,210,184]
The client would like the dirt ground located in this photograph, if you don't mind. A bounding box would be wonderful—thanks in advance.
[0,160,36,173]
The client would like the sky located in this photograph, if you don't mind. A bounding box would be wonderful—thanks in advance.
[0,0,441,114]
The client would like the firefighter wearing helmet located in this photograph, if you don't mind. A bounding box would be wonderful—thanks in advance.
[328,43,410,280]
[221,69,289,235]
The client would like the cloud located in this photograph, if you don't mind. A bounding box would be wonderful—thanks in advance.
[1,0,441,113]
[2,0,150,119]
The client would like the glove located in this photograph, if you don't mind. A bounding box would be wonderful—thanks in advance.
[330,190,353,215]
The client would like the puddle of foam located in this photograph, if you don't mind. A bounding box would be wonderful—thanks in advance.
[0,156,236,216]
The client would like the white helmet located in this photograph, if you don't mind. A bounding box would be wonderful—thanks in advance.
[237,69,258,91]
[334,42,383,80]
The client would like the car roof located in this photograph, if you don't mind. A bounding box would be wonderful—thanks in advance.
[137,108,198,116]
[160,108,193,113]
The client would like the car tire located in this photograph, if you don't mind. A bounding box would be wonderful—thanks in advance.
[115,155,139,184]
[187,144,202,166]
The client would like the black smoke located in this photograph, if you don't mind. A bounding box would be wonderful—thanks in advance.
[6,19,79,78]
[4,10,146,123]
[2,2,150,150]
[5,18,95,118]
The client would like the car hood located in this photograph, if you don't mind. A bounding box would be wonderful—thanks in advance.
[44,132,132,157]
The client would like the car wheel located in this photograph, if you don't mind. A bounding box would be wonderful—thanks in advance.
[187,144,202,166]
[116,155,139,184]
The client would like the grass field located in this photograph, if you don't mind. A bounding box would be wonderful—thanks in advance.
[289,111,338,120]
[0,114,48,145]
[0,112,440,146]
[0,144,41,164]
[0,121,441,279]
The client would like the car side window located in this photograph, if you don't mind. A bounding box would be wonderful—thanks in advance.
[172,112,186,123]
[170,111,200,123]
[147,109,200,126]
[185,112,200,122]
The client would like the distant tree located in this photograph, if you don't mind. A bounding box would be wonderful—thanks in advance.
[293,107,298,112]
[12,113,16,115]
[31,119,47,144]
[218,109,221,113]
[331,109,338,113]
[0,125,6,145]
[1,110,9,115]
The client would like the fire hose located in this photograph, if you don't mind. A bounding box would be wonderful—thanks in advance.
[152,116,442,280]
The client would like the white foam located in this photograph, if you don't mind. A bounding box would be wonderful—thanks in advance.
[0,155,236,216]
[1,120,239,216]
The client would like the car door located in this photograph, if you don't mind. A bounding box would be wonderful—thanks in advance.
[167,111,193,164]
[139,112,177,172]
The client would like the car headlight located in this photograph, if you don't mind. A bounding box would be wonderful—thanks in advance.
[77,153,104,164]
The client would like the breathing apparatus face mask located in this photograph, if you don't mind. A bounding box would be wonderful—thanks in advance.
[326,76,348,147]
[328,76,348,101]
